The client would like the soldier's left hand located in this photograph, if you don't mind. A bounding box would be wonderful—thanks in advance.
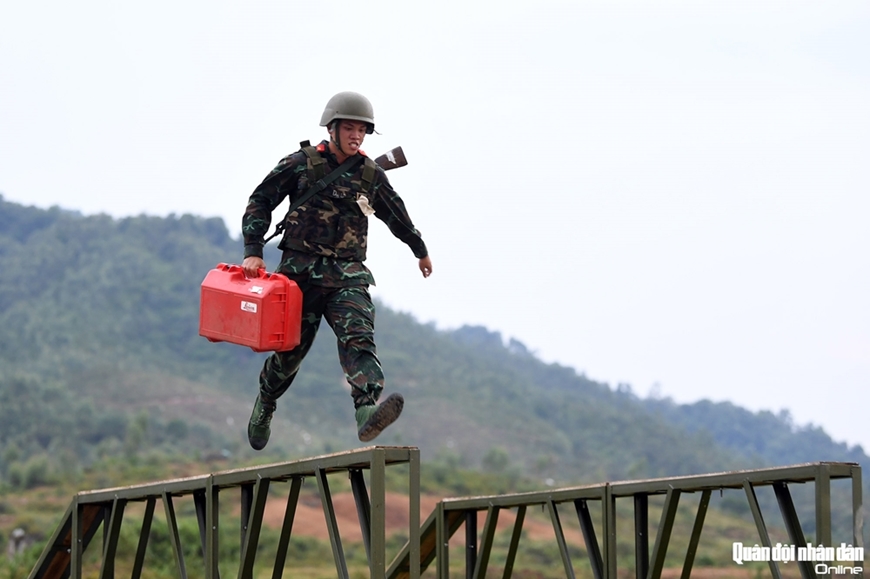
[419,256,433,278]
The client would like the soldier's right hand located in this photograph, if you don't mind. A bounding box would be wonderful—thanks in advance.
[242,256,266,278]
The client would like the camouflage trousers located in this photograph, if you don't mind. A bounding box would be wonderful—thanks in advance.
[258,276,383,410]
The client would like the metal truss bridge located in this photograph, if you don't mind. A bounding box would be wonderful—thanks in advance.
[28,446,863,579]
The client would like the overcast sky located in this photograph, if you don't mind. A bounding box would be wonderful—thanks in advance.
[2,1,868,452]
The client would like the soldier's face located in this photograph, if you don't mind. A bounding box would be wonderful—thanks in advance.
[331,120,367,154]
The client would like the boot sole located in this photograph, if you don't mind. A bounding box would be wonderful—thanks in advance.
[248,422,270,451]
[248,433,268,451]
[358,393,404,442]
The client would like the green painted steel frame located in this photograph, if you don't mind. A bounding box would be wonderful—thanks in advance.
[425,462,862,579]
[29,456,863,579]
[29,446,421,579]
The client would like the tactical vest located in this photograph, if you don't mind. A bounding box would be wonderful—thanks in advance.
[278,141,377,261]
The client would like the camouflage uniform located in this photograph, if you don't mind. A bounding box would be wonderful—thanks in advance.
[242,140,427,411]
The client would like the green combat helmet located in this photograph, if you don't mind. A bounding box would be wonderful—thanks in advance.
[320,91,375,134]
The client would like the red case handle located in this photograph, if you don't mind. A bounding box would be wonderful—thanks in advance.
[215,262,274,279]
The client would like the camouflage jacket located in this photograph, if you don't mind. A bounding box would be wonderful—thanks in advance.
[242,140,427,287]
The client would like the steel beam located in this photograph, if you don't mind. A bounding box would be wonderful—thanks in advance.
[436,503,448,579]
[163,491,188,579]
[680,490,710,579]
[272,477,303,579]
[647,488,680,579]
[316,467,349,579]
[409,450,421,579]
[576,499,604,579]
[350,469,373,564]
[851,465,864,549]
[548,499,577,579]
[131,498,156,579]
[98,498,126,579]
[71,500,83,579]
[502,505,526,579]
[743,480,782,579]
[371,447,387,577]
[815,465,833,547]
[472,506,500,579]
[239,477,270,579]
[773,482,815,579]
[465,510,477,579]
[634,494,649,579]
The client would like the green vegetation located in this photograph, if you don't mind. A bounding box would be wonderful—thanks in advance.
[0,195,866,575]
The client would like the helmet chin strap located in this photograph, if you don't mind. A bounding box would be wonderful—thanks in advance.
[330,121,346,155]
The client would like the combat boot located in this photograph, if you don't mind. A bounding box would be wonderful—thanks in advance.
[356,393,404,442]
[247,394,277,451]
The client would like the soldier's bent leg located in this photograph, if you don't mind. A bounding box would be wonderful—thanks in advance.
[324,286,402,441]
[258,278,327,401]
[248,279,326,450]
[258,320,319,401]
[324,286,384,407]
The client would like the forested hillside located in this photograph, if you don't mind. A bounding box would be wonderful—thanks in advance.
[0,195,865,491]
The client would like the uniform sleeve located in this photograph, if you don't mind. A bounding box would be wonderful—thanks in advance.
[241,152,307,258]
[370,170,429,259]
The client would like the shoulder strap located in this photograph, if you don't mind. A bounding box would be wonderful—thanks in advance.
[300,140,328,181]
[360,157,376,195]
[263,152,364,243]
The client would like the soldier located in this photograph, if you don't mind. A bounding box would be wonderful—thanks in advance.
[241,91,432,450]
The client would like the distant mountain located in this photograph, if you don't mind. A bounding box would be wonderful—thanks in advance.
[644,397,866,467]
[1,195,865,497]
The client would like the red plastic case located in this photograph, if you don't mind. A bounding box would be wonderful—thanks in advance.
[199,263,302,352]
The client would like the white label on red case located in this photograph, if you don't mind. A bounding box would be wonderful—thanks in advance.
[241,301,257,313]
[249,286,264,294]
